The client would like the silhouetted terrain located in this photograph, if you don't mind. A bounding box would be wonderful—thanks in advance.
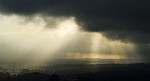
[0,63,150,81]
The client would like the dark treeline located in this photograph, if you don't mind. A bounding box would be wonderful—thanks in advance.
[0,64,150,81]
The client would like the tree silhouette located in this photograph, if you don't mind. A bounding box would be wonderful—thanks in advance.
[49,74,60,81]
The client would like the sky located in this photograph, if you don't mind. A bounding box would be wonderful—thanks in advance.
[0,0,150,64]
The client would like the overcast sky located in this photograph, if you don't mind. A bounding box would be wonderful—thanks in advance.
[0,0,150,64]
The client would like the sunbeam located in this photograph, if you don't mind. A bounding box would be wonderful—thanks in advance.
[0,14,142,67]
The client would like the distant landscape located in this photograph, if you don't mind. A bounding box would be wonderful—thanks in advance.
[0,58,149,74]
[0,63,150,81]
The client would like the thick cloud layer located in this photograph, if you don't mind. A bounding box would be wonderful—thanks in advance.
[0,0,150,44]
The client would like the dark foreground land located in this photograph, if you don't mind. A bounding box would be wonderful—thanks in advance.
[0,63,150,81]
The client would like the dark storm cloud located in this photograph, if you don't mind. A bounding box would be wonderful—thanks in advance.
[136,44,150,58]
[0,0,150,43]
[102,31,150,44]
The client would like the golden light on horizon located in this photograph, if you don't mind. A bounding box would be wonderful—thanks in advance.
[65,53,127,59]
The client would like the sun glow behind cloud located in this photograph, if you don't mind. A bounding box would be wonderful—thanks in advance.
[0,14,140,65]
[0,15,78,60]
